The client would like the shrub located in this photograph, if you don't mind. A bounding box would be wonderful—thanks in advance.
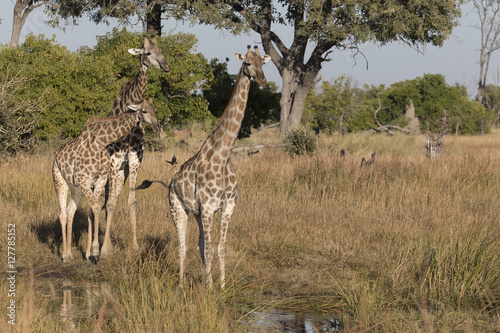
[284,126,317,156]
[0,71,42,155]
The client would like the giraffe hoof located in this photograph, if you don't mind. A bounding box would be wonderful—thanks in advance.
[61,254,73,263]
[88,255,99,264]
[100,247,113,258]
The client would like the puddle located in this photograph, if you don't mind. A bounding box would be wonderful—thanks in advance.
[246,309,343,332]
[37,278,107,332]
[36,277,342,332]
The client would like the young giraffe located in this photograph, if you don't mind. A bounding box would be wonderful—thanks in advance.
[101,35,169,257]
[169,46,271,288]
[53,100,161,263]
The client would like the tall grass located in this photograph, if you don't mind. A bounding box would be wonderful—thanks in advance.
[1,129,499,331]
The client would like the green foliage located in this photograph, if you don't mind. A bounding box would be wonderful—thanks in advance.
[0,72,42,155]
[482,84,500,125]
[203,58,280,138]
[88,28,214,126]
[304,76,377,134]
[0,29,214,149]
[0,34,119,139]
[304,74,491,135]
[284,127,317,156]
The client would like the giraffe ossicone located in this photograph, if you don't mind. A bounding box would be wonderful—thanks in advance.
[168,45,270,288]
[53,99,160,263]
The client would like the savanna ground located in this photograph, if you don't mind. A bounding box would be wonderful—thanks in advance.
[0,127,499,332]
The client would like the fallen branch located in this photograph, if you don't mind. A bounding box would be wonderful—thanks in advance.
[365,125,417,135]
[232,143,287,154]
[251,122,280,134]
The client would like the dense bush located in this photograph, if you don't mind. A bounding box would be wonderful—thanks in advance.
[0,34,119,139]
[0,71,42,155]
[284,126,317,156]
[0,29,214,146]
[304,74,492,135]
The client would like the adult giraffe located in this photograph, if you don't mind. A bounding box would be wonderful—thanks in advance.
[101,35,169,257]
[53,100,161,263]
[169,46,270,288]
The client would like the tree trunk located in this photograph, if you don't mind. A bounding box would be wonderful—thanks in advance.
[146,2,162,36]
[279,67,319,140]
[10,1,56,49]
[10,1,33,49]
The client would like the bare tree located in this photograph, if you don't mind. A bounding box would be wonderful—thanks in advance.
[10,0,60,49]
[474,0,500,104]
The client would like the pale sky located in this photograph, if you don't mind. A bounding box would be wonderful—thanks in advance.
[1,2,498,97]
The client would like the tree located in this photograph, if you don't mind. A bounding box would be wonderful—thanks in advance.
[473,0,500,104]
[10,0,60,49]
[44,1,462,140]
[209,0,462,139]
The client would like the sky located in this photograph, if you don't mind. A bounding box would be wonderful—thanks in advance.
[1,1,498,97]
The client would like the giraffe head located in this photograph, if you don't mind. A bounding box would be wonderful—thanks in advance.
[127,97,163,138]
[236,45,271,87]
[128,35,170,72]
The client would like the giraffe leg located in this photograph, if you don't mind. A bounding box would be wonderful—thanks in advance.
[127,151,142,251]
[101,167,122,256]
[200,207,215,288]
[80,185,102,263]
[88,177,108,263]
[66,185,83,261]
[218,197,236,289]
[86,209,94,260]
[169,188,189,285]
[102,156,126,257]
[53,163,70,262]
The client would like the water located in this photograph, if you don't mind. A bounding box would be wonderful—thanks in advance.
[38,278,107,332]
[38,278,342,332]
[246,309,343,332]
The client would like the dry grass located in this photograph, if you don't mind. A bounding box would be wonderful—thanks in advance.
[1,128,499,331]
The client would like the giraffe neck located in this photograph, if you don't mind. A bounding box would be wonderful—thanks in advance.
[86,112,140,149]
[109,65,148,116]
[207,68,250,155]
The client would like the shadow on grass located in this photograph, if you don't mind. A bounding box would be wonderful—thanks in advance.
[141,235,171,261]
[31,208,89,260]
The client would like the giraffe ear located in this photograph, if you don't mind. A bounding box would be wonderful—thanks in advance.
[262,55,271,63]
[127,105,140,111]
[128,48,144,55]
[235,53,245,62]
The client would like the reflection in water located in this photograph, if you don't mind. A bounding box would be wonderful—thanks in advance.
[40,278,107,332]
[39,278,341,332]
[247,309,343,332]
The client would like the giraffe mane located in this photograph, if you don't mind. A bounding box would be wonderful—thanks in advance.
[86,113,129,124]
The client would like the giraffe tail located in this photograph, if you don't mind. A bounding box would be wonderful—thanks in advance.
[135,179,169,191]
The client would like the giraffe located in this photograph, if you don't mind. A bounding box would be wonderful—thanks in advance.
[168,46,271,288]
[100,35,169,258]
[53,99,161,263]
